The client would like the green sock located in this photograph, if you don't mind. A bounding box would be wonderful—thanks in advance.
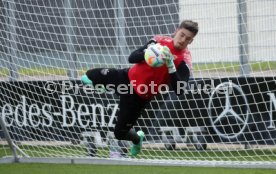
[81,75,92,85]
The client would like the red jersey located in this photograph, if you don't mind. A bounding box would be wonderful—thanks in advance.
[128,35,192,100]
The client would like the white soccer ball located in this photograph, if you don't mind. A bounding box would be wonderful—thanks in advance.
[144,43,165,67]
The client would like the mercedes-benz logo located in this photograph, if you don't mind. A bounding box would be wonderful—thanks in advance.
[208,81,250,139]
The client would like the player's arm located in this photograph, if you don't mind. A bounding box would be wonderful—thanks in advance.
[128,39,157,63]
[169,61,190,95]
[162,46,190,95]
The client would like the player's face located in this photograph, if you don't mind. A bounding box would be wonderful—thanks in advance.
[173,28,195,50]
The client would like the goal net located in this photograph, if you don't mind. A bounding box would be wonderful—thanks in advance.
[0,0,276,168]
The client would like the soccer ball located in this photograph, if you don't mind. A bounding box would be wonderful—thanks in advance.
[144,43,165,67]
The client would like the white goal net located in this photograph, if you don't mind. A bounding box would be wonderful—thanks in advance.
[0,0,276,168]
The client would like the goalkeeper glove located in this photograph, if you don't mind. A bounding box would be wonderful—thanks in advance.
[162,46,176,74]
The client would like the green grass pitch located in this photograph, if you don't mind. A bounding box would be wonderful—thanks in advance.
[0,163,276,174]
[0,145,276,174]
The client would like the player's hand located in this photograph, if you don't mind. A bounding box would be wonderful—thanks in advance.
[162,46,176,73]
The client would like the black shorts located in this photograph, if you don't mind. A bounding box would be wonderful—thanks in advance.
[86,68,148,132]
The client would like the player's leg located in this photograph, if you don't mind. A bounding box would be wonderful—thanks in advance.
[114,93,148,156]
[83,68,116,86]
[82,68,130,94]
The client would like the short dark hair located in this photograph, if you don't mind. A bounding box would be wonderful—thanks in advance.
[179,20,199,35]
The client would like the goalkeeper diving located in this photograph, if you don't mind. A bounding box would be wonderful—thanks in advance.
[81,20,199,156]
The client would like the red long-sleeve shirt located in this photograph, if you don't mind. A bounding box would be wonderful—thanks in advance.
[128,35,191,100]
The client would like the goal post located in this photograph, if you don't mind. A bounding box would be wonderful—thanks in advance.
[0,0,276,168]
